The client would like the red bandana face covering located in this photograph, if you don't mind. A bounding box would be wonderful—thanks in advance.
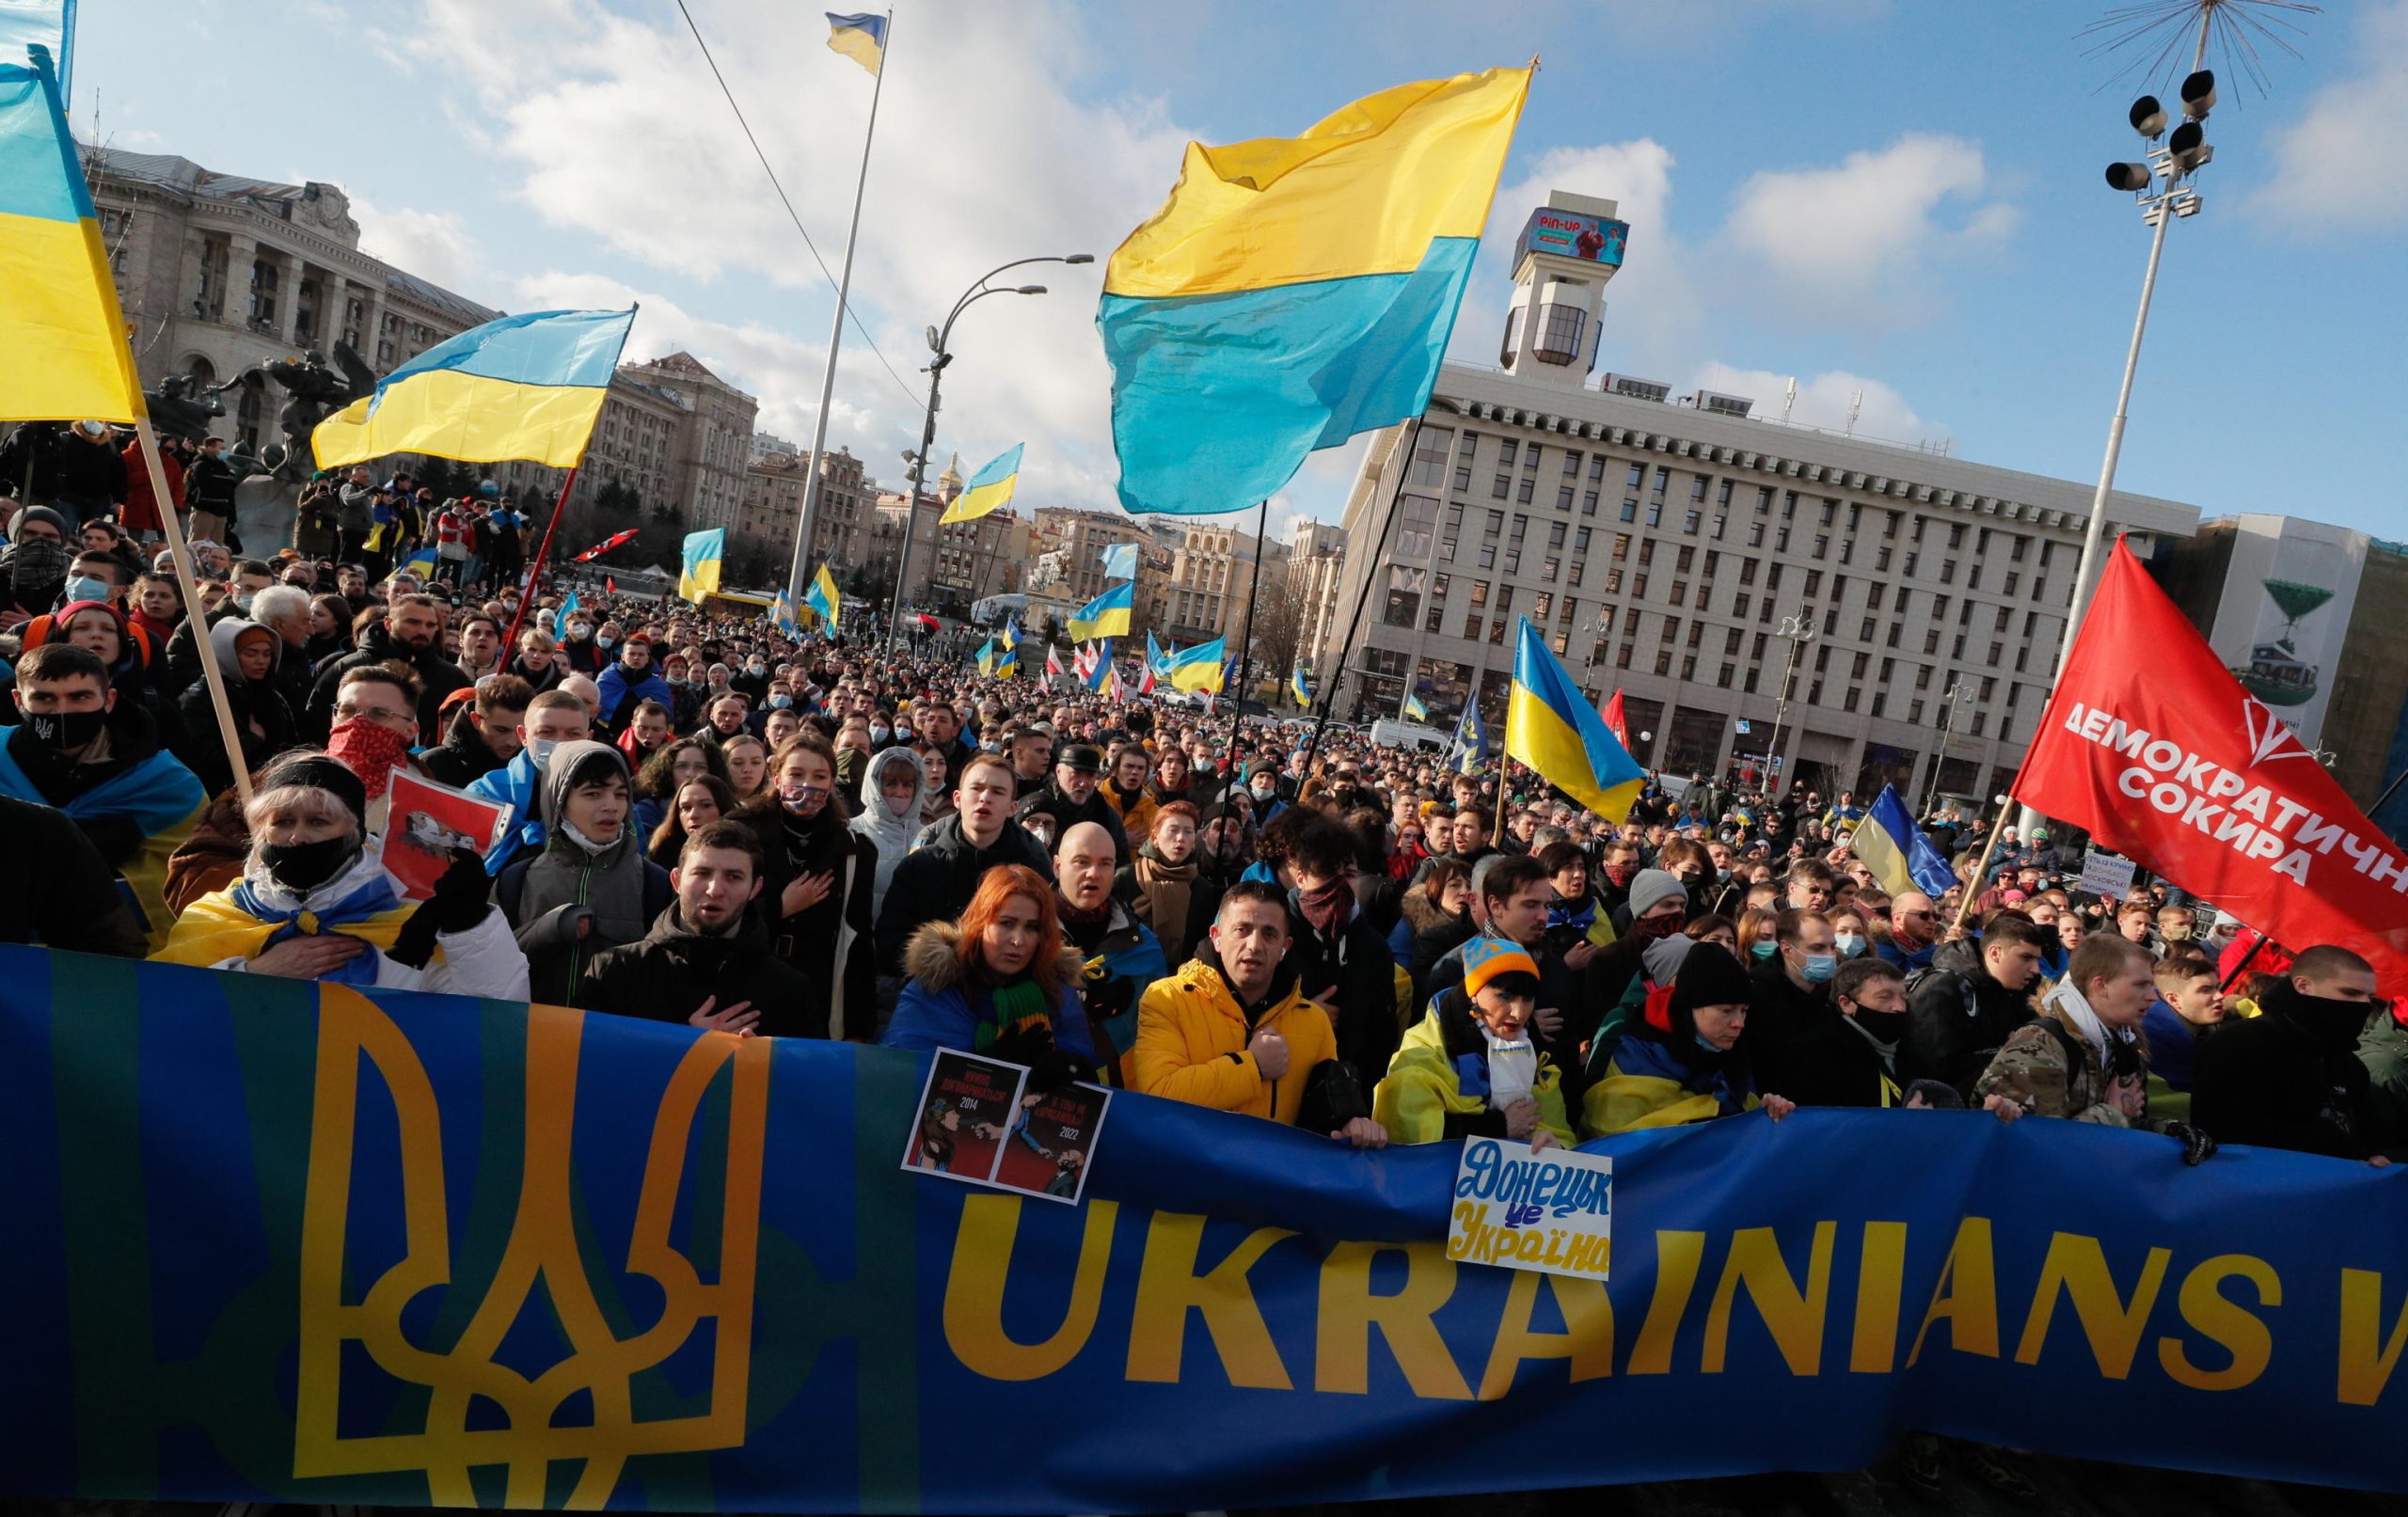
[327,718,414,801]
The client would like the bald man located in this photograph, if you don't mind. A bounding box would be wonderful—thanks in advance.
[1878,890,1941,972]
[1054,820,1168,1080]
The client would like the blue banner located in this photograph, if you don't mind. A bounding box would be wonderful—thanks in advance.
[0,945,2400,1509]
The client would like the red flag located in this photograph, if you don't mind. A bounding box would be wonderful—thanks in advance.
[1601,687,1629,753]
[2014,540,2408,994]
[573,529,640,562]
[605,575,616,595]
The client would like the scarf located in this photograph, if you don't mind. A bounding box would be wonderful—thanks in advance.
[2040,980,2134,1068]
[1295,877,1353,938]
[155,863,421,985]
[1057,895,1111,952]
[327,718,414,801]
[1545,896,1597,937]
[1132,848,1197,959]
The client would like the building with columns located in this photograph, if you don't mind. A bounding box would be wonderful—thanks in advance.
[86,145,498,450]
[1149,521,1287,647]
[1317,189,2202,802]
[1289,520,1348,677]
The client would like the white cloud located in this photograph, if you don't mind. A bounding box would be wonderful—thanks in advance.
[1689,362,1943,448]
[2254,0,2408,229]
[352,198,483,294]
[382,0,1189,523]
[1722,134,2016,314]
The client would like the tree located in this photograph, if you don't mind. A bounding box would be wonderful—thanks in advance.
[1246,572,1313,687]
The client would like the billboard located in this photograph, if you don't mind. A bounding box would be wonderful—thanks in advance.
[2199,515,2368,746]
[1518,207,1627,267]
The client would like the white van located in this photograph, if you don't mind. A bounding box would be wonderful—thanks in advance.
[1370,719,1452,751]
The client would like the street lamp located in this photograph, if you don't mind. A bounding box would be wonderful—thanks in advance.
[1764,611,1815,793]
[884,254,1094,645]
[2023,9,2221,834]
[1923,681,1972,815]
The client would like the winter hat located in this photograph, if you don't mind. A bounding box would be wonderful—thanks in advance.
[1461,936,1542,1000]
[14,504,70,541]
[1670,941,1753,1019]
[1641,930,1699,987]
[1627,867,1687,921]
[261,752,368,830]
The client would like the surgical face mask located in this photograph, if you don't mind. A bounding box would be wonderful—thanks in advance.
[1833,932,1865,958]
[748,660,767,674]
[231,591,256,613]
[596,635,617,651]
[870,724,891,743]
[769,692,793,710]
[895,723,912,741]
[526,737,560,772]
[1799,951,1839,984]
[1750,940,1778,962]
[1251,782,1275,799]
[567,622,593,639]
[62,575,110,607]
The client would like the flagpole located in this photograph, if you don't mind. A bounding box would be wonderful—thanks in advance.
[785,7,892,608]
[1300,418,1418,778]
[135,419,252,807]
[500,462,583,655]
[1225,498,1270,766]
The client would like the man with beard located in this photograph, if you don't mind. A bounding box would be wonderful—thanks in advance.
[0,643,204,952]
[303,593,467,740]
[1052,821,1167,1082]
[0,505,73,628]
[577,820,815,1036]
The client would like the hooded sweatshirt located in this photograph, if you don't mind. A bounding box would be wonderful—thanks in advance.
[851,745,927,913]
[497,739,671,1003]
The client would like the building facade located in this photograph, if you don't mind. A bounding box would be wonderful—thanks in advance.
[87,145,498,450]
[1150,522,1288,648]
[738,446,873,575]
[1317,191,2202,803]
[1289,520,1348,676]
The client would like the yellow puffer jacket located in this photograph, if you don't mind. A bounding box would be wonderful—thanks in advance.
[1373,992,1575,1147]
[1131,954,1338,1125]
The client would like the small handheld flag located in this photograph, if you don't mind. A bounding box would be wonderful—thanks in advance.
[824,11,887,75]
[678,528,725,604]
[1601,687,1630,752]
[770,591,800,638]
[312,308,636,470]
[1165,636,1227,694]
[1085,640,1115,692]
[1855,784,1957,899]
[942,444,1022,524]
[1291,666,1311,706]
[1450,702,1489,775]
[1067,581,1135,640]
[1045,645,1066,679]
[1506,618,1645,822]
[1403,690,1430,722]
[552,591,579,639]
[1101,542,1140,580]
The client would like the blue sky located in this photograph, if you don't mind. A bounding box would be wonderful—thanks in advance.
[77,0,2408,542]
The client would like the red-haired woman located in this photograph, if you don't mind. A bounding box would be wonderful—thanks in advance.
[882,862,1095,1081]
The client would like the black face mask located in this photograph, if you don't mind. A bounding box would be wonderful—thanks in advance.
[259,836,357,894]
[1854,1007,1912,1045]
[24,706,106,751]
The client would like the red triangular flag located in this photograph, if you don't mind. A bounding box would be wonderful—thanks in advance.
[606,576,616,595]
[1601,687,1629,753]
[2015,538,2408,995]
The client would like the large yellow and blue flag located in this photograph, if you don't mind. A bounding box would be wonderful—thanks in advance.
[824,11,886,76]
[0,44,143,424]
[1098,66,1530,517]
[312,308,634,470]
[942,444,1022,525]
[803,561,841,626]
[1854,783,1956,898]
[1166,636,1227,694]
[678,527,725,605]
[1067,581,1134,640]
[1506,617,1644,821]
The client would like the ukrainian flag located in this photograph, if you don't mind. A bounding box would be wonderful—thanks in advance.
[0,45,145,424]
[1101,542,1140,580]
[1404,690,1430,722]
[975,639,997,676]
[1855,783,1956,898]
[1291,666,1311,706]
[1067,581,1134,640]
[312,308,634,471]
[1506,618,1644,822]
[1098,66,1530,517]
[942,443,1022,525]
[825,11,886,76]
[1166,636,1227,694]
[770,590,800,638]
[994,639,1019,679]
[804,561,841,626]
[999,616,1018,651]
[398,545,437,577]
[678,527,725,604]
[1084,640,1114,692]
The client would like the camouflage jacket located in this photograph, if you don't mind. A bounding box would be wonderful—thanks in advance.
[1974,1018,2153,1128]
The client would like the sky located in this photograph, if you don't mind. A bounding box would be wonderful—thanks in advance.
[73,0,2408,545]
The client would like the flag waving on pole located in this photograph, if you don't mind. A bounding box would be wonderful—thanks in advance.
[677,528,725,604]
[0,44,144,424]
[312,308,636,470]
[824,11,887,74]
[803,562,841,627]
[1601,687,1630,753]
[942,445,1022,525]
[2015,539,2408,995]
[1101,542,1140,580]
[770,590,800,638]
[572,529,640,562]
[1098,66,1532,516]
[1507,617,1645,821]
[1403,690,1430,722]
[1854,784,1957,899]
[1067,582,1134,640]
[1450,702,1488,775]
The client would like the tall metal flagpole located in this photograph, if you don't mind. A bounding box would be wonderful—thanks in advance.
[785,8,893,612]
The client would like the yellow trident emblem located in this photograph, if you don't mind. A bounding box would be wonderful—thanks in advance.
[293,986,769,1508]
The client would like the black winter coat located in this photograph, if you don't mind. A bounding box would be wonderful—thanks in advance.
[0,794,147,957]
[578,902,821,1038]
[1287,893,1406,1090]
[1898,941,2032,1098]
[2192,987,2382,1159]
[305,623,469,743]
[871,812,1053,973]
[744,799,879,1039]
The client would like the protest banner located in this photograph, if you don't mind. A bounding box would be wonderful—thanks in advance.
[2,945,2404,1510]
[2015,540,2408,994]
[1447,1136,1612,1279]
[2077,850,2139,902]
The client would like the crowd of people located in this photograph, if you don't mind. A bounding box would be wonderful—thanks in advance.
[3,457,2402,1192]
